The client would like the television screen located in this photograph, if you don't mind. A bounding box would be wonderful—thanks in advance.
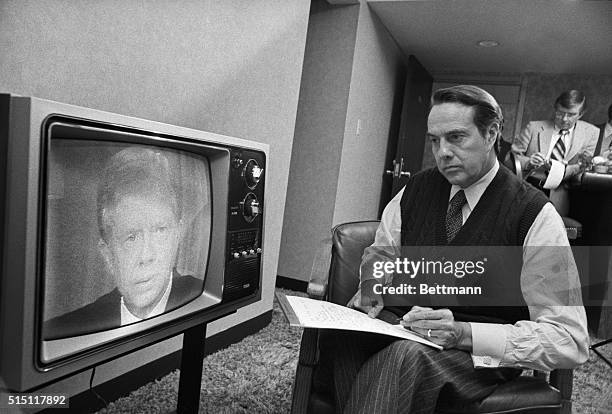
[42,141,211,345]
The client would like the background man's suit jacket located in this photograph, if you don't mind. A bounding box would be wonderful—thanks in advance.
[512,119,599,174]
[595,123,612,156]
[44,274,202,340]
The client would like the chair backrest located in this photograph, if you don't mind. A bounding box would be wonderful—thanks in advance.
[503,150,523,180]
[328,221,380,306]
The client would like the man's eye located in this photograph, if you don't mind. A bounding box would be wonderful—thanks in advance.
[125,234,137,243]
[156,226,168,233]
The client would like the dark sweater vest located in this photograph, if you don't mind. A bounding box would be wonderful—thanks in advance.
[399,165,549,324]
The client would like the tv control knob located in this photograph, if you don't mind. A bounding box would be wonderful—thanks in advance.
[249,249,255,255]
[241,193,260,222]
[256,248,262,254]
[232,156,244,169]
[233,252,240,259]
[244,159,263,188]
[241,251,248,257]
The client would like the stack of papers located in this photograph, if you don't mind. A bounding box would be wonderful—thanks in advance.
[277,293,442,350]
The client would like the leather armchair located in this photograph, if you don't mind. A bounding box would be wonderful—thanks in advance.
[290,220,574,414]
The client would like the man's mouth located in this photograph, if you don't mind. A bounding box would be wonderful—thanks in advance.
[134,276,154,285]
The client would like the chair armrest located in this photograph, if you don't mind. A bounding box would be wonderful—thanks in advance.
[307,239,333,300]
[291,328,320,414]
[549,369,572,397]
[549,369,573,414]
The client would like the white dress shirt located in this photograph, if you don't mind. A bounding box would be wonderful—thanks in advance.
[359,160,589,371]
[543,127,574,189]
[120,275,173,325]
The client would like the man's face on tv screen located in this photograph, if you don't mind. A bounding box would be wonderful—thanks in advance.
[101,193,180,318]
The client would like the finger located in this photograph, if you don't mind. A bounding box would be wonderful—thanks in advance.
[405,309,449,322]
[405,326,442,342]
[351,295,373,314]
[402,306,433,321]
[407,326,429,338]
[403,319,450,331]
[368,303,384,319]
[354,304,373,315]
[346,292,359,309]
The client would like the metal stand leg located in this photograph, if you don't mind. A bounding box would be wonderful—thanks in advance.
[176,322,207,414]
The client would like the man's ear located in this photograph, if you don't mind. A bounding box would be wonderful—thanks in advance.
[98,239,114,272]
[485,122,501,148]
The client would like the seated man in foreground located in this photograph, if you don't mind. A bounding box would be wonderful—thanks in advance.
[323,85,589,414]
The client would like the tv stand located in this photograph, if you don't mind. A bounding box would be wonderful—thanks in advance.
[176,321,208,414]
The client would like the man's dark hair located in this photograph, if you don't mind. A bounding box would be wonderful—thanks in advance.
[97,147,178,243]
[608,103,612,121]
[554,90,587,114]
[431,85,504,142]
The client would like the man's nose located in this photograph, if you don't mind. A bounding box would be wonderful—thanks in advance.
[437,139,453,158]
[139,232,156,265]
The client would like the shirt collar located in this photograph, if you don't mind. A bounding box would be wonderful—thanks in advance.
[449,159,499,212]
[120,273,173,325]
[554,123,577,136]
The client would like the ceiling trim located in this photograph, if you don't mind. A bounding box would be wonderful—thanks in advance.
[432,71,522,86]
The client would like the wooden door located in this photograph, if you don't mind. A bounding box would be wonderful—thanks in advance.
[380,55,432,209]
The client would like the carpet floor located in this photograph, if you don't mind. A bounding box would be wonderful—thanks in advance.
[96,289,612,413]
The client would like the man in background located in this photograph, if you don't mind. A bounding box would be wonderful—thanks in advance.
[511,90,599,213]
[44,147,202,339]
[321,85,588,414]
[594,103,612,156]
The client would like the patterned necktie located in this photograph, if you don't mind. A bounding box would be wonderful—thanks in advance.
[551,129,569,162]
[446,190,466,243]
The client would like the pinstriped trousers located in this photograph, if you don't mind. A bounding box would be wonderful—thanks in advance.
[320,328,520,414]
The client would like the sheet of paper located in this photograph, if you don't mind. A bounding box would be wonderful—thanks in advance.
[282,294,442,350]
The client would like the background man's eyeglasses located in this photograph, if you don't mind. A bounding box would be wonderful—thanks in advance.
[555,110,580,119]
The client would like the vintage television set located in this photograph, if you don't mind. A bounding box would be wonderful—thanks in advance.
[0,94,267,392]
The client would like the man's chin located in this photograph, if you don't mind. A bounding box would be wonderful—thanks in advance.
[125,286,165,311]
[440,169,466,185]
[126,295,163,318]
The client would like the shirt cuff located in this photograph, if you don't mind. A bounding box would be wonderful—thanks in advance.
[470,323,507,368]
[543,160,565,189]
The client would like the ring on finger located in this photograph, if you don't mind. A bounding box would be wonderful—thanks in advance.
[427,329,432,338]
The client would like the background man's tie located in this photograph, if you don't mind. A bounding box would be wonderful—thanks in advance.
[446,190,466,243]
[551,129,569,162]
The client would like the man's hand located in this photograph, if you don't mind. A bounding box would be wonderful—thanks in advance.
[347,279,384,318]
[528,152,547,169]
[401,306,472,351]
